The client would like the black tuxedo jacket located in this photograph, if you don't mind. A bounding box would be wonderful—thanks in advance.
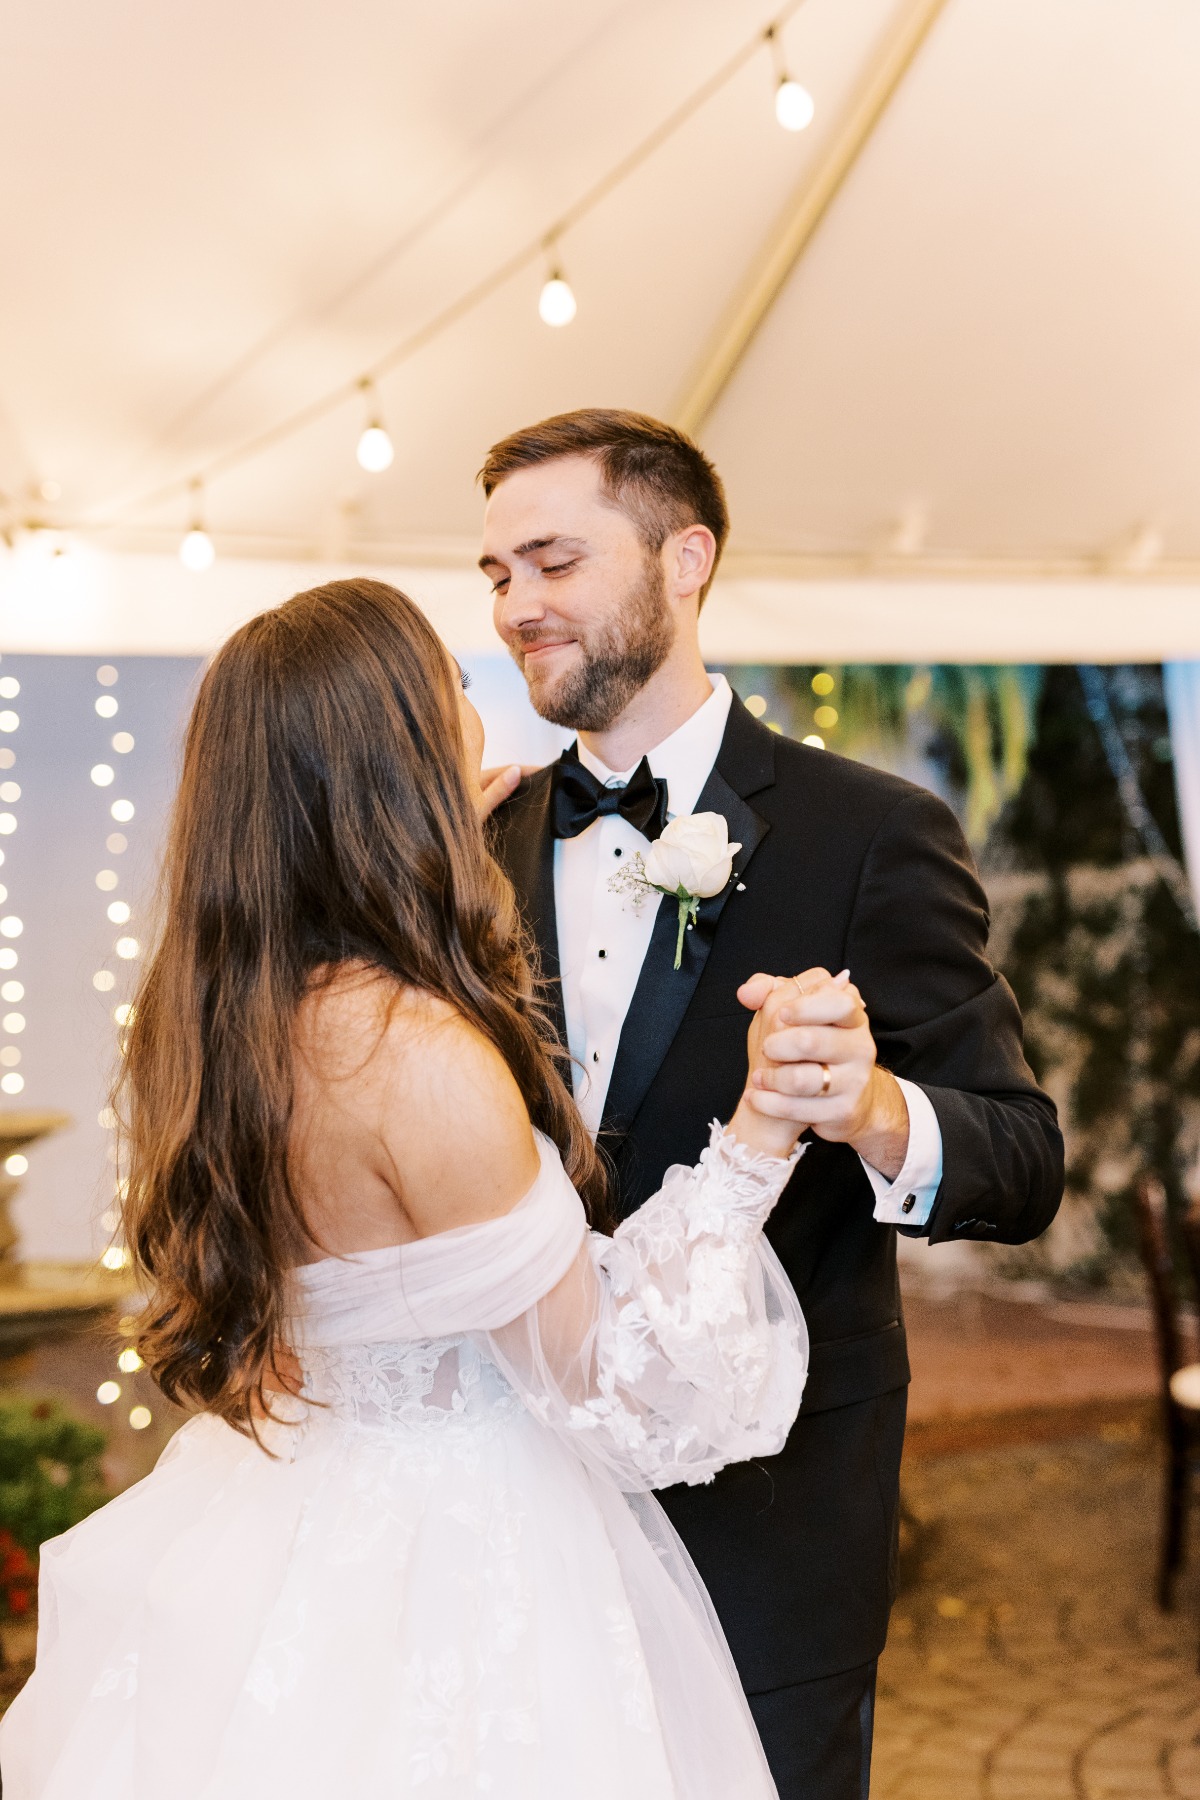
[491,694,1063,1689]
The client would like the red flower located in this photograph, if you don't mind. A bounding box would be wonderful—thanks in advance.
[7,1586,31,1615]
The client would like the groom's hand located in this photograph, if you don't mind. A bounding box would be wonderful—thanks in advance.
[737,968,910,1181]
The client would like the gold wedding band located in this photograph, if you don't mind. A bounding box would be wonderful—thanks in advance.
[818,1063,831,1097]
[792,976,808,997]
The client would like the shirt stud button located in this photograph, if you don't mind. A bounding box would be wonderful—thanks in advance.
[593,1051,600,1063]
[598,948,607,959]
[901,1194,916,1215]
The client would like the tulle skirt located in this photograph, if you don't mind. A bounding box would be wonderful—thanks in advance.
[0,1399,778,1798]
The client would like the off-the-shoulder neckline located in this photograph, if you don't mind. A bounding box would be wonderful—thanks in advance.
[288,1131,562,1280]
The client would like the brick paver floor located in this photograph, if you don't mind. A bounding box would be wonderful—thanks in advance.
[876,1430,1200,1798]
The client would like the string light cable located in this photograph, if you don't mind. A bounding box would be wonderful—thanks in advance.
[0,659,25,1097]
[355,379,396,473]
[766,21,816,130]
[92,6,655,505]
[92,660,139,1250]
[89,661,155,1432]
[538,240,578,328]
[178,481,215,571]
[84,1,814,540]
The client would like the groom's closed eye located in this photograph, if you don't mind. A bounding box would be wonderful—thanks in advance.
[487,558,577,594]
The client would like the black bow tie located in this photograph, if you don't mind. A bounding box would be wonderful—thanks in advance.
[550,749,670,843]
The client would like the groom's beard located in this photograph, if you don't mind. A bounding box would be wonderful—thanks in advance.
[512,558,675,732]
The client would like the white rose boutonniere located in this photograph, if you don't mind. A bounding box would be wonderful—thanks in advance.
[610,812,742,969]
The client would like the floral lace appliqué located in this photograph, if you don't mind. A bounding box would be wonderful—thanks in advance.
[301,1337,520,1441]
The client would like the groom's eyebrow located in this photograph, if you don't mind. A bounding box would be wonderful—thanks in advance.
[477,535,587,570]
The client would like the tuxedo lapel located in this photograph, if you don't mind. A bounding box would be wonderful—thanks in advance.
[600,699,776,1135]
[497,771,568,1049]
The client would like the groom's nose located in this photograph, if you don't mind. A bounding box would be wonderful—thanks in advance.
[493,573,547,642]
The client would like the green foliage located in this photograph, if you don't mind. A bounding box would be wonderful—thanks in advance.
[0,1395,108,1575]
[1003,665,1181,870]
[722,663,1044,844]
[997,666,1200,1282]
[720,659,1199,1287]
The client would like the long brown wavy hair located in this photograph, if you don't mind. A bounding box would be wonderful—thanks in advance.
[116,577,605,1438]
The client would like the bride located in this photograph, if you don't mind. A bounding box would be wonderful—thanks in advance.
[0,578,809,1799]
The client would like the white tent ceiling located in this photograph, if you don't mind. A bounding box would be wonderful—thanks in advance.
[2,0,1199,656]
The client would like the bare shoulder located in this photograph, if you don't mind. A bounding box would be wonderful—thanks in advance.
[372,988,543,1235]
[293,961,398,1080]
[296,965,541,1236]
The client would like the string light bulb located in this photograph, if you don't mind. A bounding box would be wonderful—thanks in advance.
[179,482,215,572]
[538,245,577,327]
[775,78,814,131]
[766,25,814,132]
[355,380,394,472]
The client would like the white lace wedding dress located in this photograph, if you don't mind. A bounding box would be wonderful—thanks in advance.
[0,1125,807,1799]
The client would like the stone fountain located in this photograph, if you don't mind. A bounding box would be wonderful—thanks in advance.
[0,1110,135,1367]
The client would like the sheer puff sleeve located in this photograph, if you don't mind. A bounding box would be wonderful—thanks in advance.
[479,1124,808,1492]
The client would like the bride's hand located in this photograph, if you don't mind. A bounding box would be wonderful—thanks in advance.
[477,764,544,819]
[477,765,521,818]
[727,975,812,1160]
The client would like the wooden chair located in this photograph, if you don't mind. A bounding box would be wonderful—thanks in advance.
[1133,1175,1200,1613]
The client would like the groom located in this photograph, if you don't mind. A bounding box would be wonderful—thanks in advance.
[480,409,1063,1799]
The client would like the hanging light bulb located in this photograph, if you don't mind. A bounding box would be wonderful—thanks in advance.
[355,380,395,472]
[765,25,815,132]
[179,482,215,572]
[180,528,214,572]
[775,78,815,131]
[179,527,214,572]
[538,243,577,328]
[356,424,394,473]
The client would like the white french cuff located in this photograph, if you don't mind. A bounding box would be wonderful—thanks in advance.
[860,1078,944,1229]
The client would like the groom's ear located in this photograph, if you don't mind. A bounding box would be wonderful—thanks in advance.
[668,524,717,609]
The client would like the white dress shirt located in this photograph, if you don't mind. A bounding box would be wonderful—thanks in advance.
[552,674,944,1227]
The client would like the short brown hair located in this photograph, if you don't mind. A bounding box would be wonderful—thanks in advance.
[479,408,730,604]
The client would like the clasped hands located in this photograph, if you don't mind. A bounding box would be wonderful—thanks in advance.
[478,774,909,1179]
[737,969,910,1180]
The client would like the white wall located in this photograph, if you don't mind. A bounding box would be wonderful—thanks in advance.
[5,544,1200,662]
